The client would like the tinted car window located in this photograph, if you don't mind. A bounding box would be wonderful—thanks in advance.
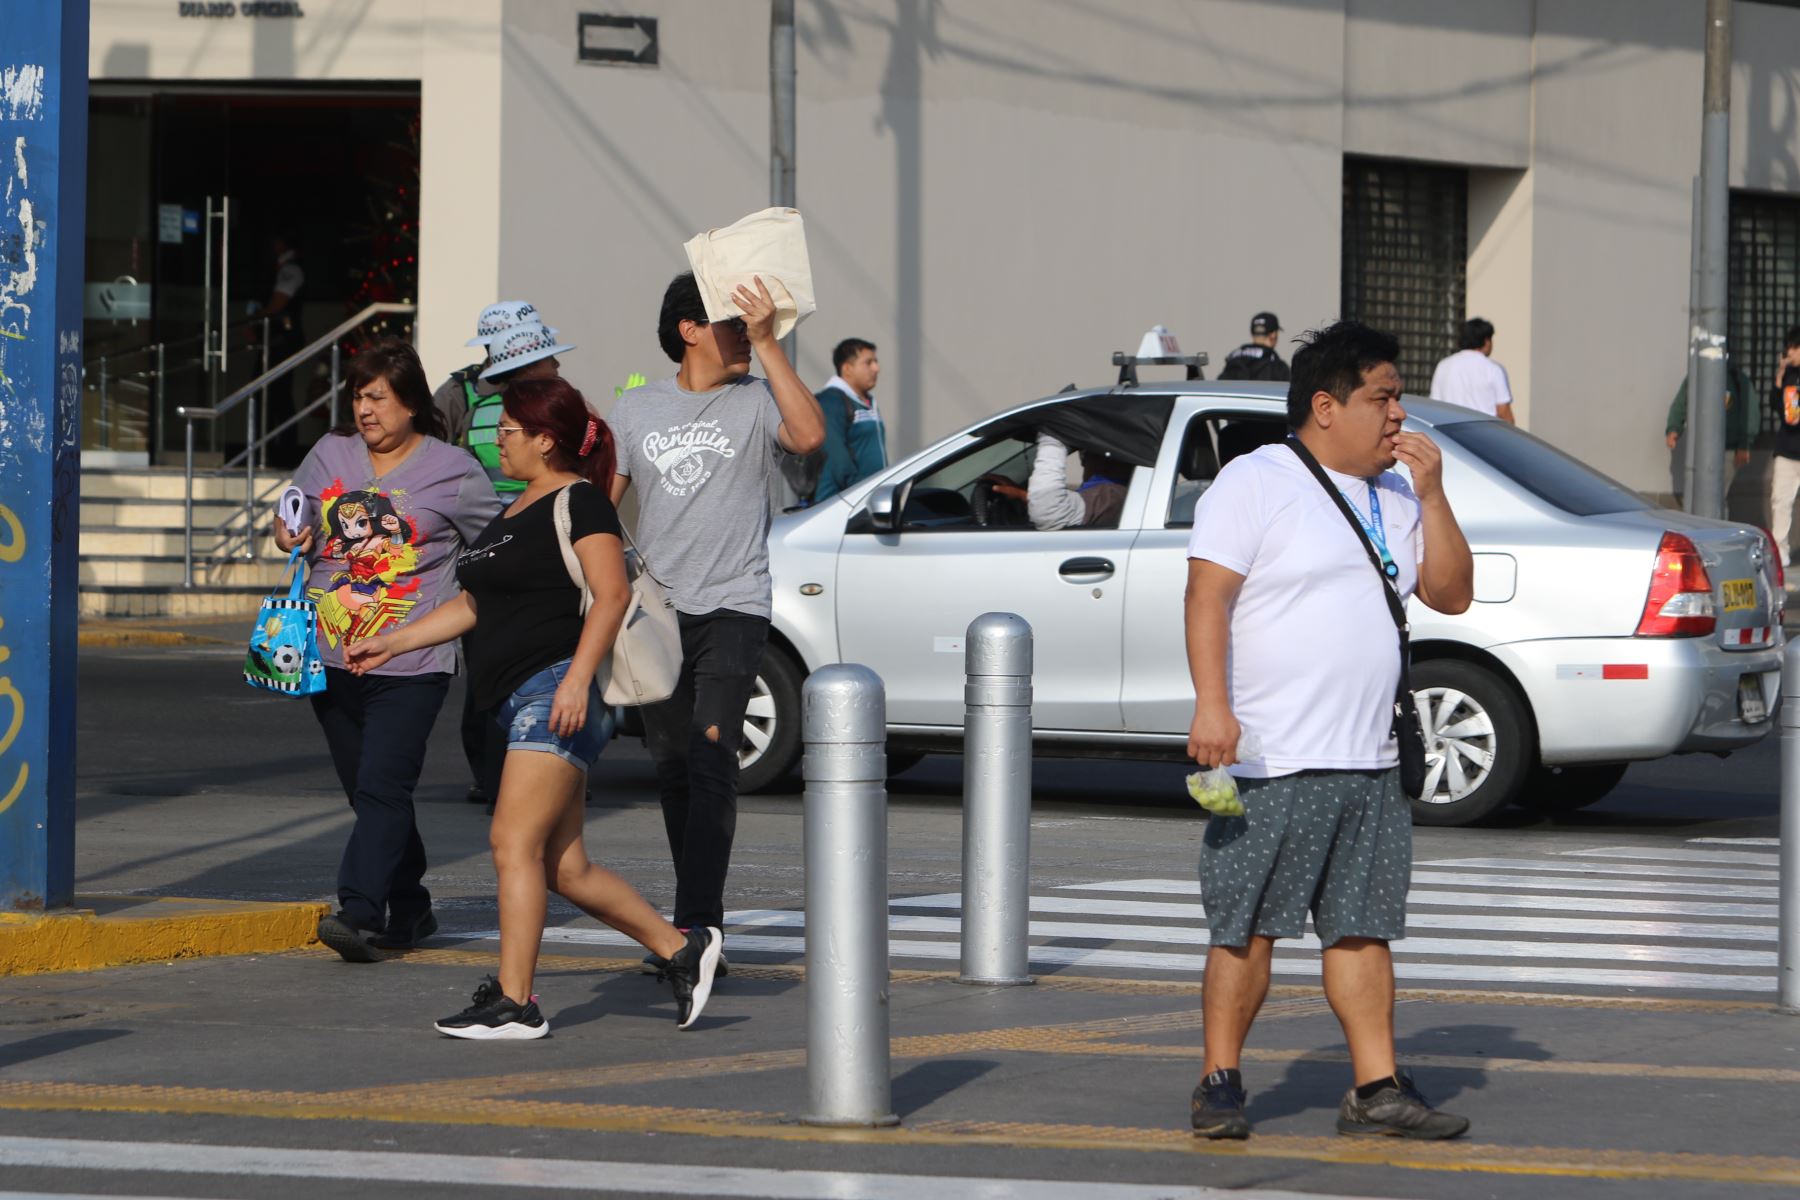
[1435,420,1650,517]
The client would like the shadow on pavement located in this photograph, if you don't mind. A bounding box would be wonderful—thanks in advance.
[0,1028,132,1070]
[892,1058,1000,1118]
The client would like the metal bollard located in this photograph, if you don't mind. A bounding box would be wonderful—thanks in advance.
[1781,641,1800,1012]
[801,663,899,1127]
[959,612,1035,986]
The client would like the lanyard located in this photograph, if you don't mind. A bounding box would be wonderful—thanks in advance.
[1339,481,1398,580]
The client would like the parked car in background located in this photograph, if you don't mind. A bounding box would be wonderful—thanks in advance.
[715,380,1783,826]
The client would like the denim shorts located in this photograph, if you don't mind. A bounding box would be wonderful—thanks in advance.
[496,658,617,770]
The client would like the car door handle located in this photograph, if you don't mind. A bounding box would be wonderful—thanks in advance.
[1059,556,1115,580]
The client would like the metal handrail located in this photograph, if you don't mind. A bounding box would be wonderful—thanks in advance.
[175,301,417,588]
[177,302,416,425]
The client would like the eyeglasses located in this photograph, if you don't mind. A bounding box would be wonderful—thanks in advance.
[495,425,527,440]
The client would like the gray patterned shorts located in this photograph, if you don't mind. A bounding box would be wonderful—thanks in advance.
[1198,768,1411,949]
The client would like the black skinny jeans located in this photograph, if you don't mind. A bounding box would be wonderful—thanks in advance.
[641,608,770,931]
[310,667,450,933]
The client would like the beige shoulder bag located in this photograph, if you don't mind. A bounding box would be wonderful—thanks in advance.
[553,483,683,706]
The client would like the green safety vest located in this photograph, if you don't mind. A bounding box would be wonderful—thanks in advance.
[463,377,525,494]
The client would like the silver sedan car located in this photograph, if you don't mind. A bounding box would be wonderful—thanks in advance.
[732,382,1783,826]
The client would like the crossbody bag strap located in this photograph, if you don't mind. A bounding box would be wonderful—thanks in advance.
[1284,439,1409,637]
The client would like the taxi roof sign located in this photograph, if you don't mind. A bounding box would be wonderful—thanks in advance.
[1113,324,1207,387]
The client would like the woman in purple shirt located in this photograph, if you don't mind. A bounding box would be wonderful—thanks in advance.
[272,338,501,963]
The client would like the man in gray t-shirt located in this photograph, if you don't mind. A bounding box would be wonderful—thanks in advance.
[610,271,824,940]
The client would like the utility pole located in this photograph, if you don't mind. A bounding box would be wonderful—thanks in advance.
[770,0,798,366]
[1688,0,1732,519]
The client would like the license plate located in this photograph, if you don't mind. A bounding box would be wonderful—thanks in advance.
[1722,578,1757,612]
[1739,674,1768,724]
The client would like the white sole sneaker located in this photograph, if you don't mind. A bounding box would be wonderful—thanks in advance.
[678,927,723,1030]
[433,1017,550,1041]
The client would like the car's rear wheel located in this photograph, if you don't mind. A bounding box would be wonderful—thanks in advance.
[1408,659,1532,827]
[1518,761,1630,816]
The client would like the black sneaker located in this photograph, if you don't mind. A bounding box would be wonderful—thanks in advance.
[1191,1068,1250,1139]
[663,926,722,1029]
[1337,1070,1470,1140]
[374,910,439,950]
[434,975,549,1041]
[316,912,386,964]
[645,944,728,979]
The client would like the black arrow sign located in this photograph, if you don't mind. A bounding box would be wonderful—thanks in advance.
[578,14,658,66]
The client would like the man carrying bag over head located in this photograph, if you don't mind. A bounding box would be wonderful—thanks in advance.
[608,209,825,978]
[1182,320,1474,1142]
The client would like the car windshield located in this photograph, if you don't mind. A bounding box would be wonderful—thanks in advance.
[1434,420,1650,517]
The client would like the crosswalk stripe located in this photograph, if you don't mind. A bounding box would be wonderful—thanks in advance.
[517,928,1775,993]
[1061,874,1779,900]
[1418,857,1778,882]
[1406,889,1776,919]
[1690,836,1779,846]
[0,1135,1354,1200]
[1561,846,1780,867]
[887,893,1774,942]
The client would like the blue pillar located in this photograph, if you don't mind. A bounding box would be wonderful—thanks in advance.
[0,2,87,910]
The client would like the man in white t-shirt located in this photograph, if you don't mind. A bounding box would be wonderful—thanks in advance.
[1428,317,1515,424]
[1184,320,1474,1142]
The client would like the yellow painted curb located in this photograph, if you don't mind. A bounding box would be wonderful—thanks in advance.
[0,896,326,976]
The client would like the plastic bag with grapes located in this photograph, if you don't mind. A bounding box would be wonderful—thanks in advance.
[1185,733,1263,817]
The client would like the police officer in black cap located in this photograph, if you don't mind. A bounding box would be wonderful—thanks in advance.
[1218,312,1291,382]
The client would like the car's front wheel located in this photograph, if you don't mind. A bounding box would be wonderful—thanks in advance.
[737,648,805,794]
[1408,659,1533,827]
[734,652,936,794]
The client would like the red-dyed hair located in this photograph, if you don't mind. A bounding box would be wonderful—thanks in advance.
[502,377,616,493]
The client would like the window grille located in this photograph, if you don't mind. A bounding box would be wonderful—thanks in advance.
[1728,190,1800,433]
[1341,156,1468,392]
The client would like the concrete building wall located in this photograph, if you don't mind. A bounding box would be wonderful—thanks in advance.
[1343,0,1533,169]
[490,0,1346,454]
[83,0,1800,495]
[90,0,425,81]
[417,1,504,379]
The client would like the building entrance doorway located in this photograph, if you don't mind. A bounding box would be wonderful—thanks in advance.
[83,85,419,466]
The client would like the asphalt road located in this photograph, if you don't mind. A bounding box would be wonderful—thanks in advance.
[1,641,1787,1200]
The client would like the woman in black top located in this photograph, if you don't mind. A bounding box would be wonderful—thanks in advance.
[347,377,721,1039]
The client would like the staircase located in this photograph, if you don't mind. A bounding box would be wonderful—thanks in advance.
[80,467,291,618]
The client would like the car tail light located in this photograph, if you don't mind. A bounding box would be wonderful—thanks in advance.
[1635,532,1716,637]
[1761,526,1786,592]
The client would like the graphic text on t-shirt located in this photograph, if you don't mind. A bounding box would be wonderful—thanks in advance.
[643,418,739,497]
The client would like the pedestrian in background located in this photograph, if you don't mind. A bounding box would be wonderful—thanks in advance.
[431,302,568,810]
[1218,312,1291,382]
[1184,320,1473,1141]
[1768,328,1800,563]
[812,337,887,502]
[272,338,502,963]
[348,378,721,1038]
[257,231,307,466]
[1665,355,1756,508]
[1429,318,1515,424]
[608,272,824,975]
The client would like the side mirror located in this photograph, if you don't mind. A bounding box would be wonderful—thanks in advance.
[864,480,911,532]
